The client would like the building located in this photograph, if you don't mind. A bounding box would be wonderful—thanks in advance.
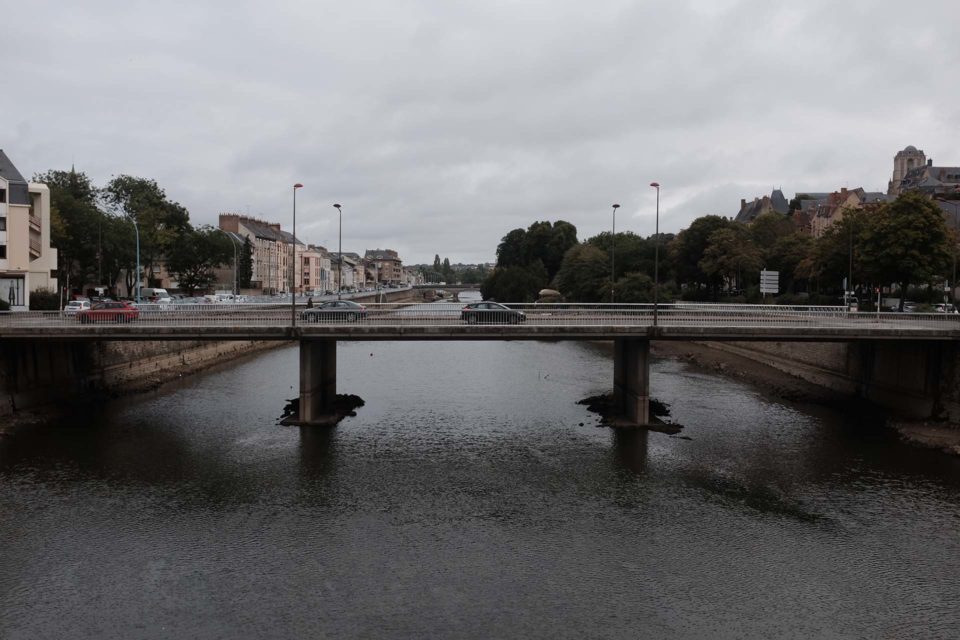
[301,245,332,294]
[888,145,928,195]
[0,150,58,309]
[807,188,891,238]
[219,213,299,294]
[734,189,789,223]
[364,249,403,286]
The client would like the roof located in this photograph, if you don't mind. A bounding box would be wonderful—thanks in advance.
[0,149,31,205]
[237,217,300,244]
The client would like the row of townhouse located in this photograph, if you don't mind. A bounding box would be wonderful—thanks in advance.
[734,145,960,238]
[0,150,58,310]
[218,213,420,295]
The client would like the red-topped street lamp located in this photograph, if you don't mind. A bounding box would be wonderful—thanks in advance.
[650,182,660,326]
[611,203,620,303]
[291,183,303,326]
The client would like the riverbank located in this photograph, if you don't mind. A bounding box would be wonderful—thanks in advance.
[652,341,960,456]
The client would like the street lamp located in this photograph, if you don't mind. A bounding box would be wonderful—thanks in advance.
[130,216,141,304]
[219,229,240,295]
[650,182,660,326]
[291,183,303,327]
[611,204,620,303]
[333,204,342,300]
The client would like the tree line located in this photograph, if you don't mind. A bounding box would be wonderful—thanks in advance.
[38,168,248,297]
[480,192,955,310]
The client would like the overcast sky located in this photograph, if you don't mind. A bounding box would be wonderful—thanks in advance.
[4,0,959,264]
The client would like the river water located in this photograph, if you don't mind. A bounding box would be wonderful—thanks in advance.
[2,298,960,638]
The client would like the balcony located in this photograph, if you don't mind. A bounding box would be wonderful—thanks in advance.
[29,234,41,258]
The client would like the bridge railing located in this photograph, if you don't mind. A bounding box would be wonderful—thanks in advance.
[3,302,960,330]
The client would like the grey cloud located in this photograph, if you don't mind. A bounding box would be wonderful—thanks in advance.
[3,0,959,264]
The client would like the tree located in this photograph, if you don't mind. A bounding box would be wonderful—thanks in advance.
[496,229,528,268]
[165,226,233,295]
[481,262,548,302]
[668,215,732,294]
[34,168,105,294]
[554,244,609,302]
[101,175,191,284]
[699,226,763,294]
[858,192,952,309]
[239,236,254,288]
[767,232,813,294]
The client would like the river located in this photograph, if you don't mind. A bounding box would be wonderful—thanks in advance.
[1,295,959,638]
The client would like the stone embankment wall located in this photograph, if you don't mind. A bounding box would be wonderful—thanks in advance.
[0,339,279,416]
[707,340,960,420]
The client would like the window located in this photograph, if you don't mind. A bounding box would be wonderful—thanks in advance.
[0,245,6,259]
[0,188,6,202]
[0,217,5,231]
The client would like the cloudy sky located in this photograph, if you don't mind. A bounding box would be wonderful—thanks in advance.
[4,0,959,264]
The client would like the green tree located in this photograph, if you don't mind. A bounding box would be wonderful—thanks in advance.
[668,215,732,294]
[481,262,548,302]
[166,226,233,295]
[859,192,951,309]
[554,244,609,302]
[34,168,105,294]
[101,175,191,284]
[767,232,813,294]
[239,236,254,288]
[699,226,763,294]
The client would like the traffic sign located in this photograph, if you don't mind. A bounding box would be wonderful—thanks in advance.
[760,270,779,294]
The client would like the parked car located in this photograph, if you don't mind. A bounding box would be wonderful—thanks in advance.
[63,300,91,316]
[302,300,367,322]
[934,303,958,314]
[76,301,140,323]
[461,301,527,324]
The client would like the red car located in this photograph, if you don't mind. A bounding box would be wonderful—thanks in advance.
[76,301,140,324]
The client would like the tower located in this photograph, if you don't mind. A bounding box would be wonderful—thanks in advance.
[889,145,926,195]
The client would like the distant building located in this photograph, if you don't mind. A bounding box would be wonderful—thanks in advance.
[0,150,58,309]
[888,145,928,195]
[808,188,892,238]
[734,189,789,223]
[364,249,403,286]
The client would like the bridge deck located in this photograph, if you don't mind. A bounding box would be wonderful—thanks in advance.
[3,303,960,341]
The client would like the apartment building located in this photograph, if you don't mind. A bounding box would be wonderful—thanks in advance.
[0,150,58,309]
[365,249,403,285]
[219,213,298,294]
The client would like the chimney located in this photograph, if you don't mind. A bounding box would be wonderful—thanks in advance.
[929,159,933,166]
[740,198,746,209]
[841,187,847,196]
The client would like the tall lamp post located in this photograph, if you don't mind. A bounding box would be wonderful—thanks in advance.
[610,203,620,303]
[219,229,240,295]
[291,183,303,326]
[650,182,660,326]
[333,204,342,299]
[131,216,141,304]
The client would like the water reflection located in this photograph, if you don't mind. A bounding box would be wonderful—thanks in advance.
[2,332,960,639]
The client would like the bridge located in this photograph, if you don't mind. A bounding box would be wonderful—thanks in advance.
[3,302,959,426]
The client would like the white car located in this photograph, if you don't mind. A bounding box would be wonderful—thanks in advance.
[64,300,91,316]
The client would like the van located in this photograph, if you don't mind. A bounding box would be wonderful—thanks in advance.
[141,287,172,302]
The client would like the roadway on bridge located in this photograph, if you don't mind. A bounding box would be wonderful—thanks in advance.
[3,303,960,342]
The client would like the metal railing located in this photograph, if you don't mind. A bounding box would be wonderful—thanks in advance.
[3,302,960,331]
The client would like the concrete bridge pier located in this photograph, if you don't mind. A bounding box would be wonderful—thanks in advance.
[613,338,651,426]
[299,339,337,424]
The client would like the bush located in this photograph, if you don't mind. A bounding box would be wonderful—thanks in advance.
[29,287,61,311]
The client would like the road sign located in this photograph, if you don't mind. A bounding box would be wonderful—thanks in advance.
[760,270,779,294]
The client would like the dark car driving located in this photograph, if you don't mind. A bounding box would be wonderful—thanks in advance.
[461,301,526,324]
[302,300,368,322]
